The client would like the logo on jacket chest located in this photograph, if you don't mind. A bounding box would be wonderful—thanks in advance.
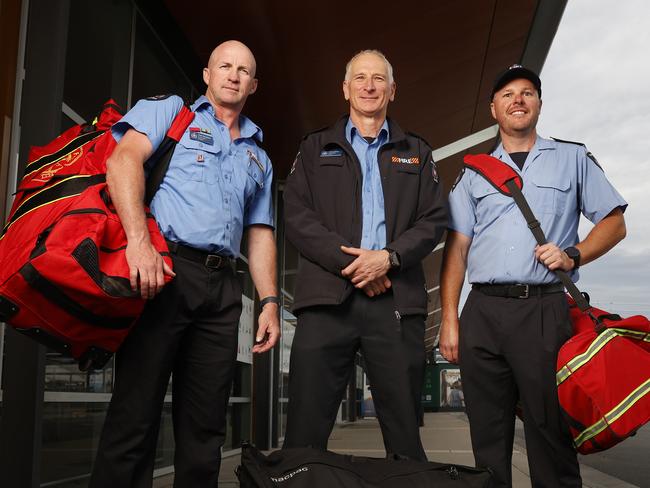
[391,155,420,165]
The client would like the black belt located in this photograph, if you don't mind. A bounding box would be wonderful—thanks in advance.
[472,283,564,299]
[166,240,234,270]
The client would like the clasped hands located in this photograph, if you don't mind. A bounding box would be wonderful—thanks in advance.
[340,246,392,297]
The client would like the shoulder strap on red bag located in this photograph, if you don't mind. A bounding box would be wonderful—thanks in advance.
[463,153,523,195]
[463,153,592,315]
[144,102,195,205]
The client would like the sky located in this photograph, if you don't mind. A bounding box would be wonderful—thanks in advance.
[536,0,650,316]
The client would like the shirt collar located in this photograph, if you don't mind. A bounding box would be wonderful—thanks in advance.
[345,118,389,145]
[492,134,556,159]
[191,95,264,142]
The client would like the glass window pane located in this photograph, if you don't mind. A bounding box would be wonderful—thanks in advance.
[64,0,133,120]
[276,190,298,439]
[131,15,193,104]
[224,403,251,451]
[45,352,114,393]
[40,402,108,486]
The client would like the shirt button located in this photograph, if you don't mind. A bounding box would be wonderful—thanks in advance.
[199,143,203,148]
[220,127,225,132]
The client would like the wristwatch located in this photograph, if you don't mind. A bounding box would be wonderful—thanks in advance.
[260,296,280,308]
[564,246,581,269]
[383,248,401,270]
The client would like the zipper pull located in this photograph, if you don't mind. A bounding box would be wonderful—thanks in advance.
[394,310,401,321]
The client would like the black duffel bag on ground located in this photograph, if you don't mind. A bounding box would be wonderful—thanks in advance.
[237,443,492,487]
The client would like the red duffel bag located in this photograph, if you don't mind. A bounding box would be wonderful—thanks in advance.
[556,297,650,454]
[0,99,194,370]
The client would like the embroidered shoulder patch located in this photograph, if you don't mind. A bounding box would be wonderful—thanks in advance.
[451,168,465,191]
[290,152,300,175]
[430,158,439,183]
[586,151,603,171]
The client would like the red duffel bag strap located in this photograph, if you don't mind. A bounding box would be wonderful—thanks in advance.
[463,153,593,316]
[144,103,195,205]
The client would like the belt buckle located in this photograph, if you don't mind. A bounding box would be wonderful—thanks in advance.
[515,284,529,299]
[205,254,223,269]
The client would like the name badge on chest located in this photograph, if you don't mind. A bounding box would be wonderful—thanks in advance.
[320,149,343,157]
[189,127,214,145]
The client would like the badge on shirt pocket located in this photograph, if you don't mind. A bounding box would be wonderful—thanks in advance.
[189,130,214,145]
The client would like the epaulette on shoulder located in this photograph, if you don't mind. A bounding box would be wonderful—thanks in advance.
[301,125,329,141]
[145,94,175,101]
[406,131,433,148]
[551,137,603,170]
[551,137,586,147]
[144,94,191,107]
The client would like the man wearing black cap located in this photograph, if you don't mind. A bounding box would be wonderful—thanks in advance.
[440,64,627,487]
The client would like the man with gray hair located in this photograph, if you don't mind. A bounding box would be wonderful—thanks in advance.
[283,50,446,459]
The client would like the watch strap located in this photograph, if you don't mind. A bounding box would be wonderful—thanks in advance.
[383,247,401,269]
[564,246,581,269]
[260,296,280,308]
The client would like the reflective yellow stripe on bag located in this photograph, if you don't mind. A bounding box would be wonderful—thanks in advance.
[557,328,650,386]
[573,378,650,448]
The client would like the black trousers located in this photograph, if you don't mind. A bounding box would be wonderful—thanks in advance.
[459,289,581,488]
[283,291,427,461]
[89,255,242,488]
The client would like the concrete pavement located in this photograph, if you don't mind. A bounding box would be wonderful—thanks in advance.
[154,412,640,487]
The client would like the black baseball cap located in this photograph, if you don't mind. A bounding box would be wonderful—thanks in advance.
[491,64,541,99]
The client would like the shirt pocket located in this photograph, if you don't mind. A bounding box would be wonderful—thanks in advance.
[246,163,264,191]
[531,173,571,216]
[318,155,345,168]
[470,180,500,200]
[469,180,503,220]
[232,160,265,205]
[177,137,221,183]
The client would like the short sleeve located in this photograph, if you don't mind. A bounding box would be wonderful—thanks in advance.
[577,146,627,224]
[447,169,476,238]
[111,95,185,152]
[244,150,275,228]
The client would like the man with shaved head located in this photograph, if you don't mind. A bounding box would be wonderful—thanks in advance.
[90,40,279,487]
[283,50,446,459]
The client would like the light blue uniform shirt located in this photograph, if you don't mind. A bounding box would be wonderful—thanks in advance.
[448,136,627,284]
[345,119,389,250]
[112,95,274,257]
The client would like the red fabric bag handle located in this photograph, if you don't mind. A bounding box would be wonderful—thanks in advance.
[144,103,196,205]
